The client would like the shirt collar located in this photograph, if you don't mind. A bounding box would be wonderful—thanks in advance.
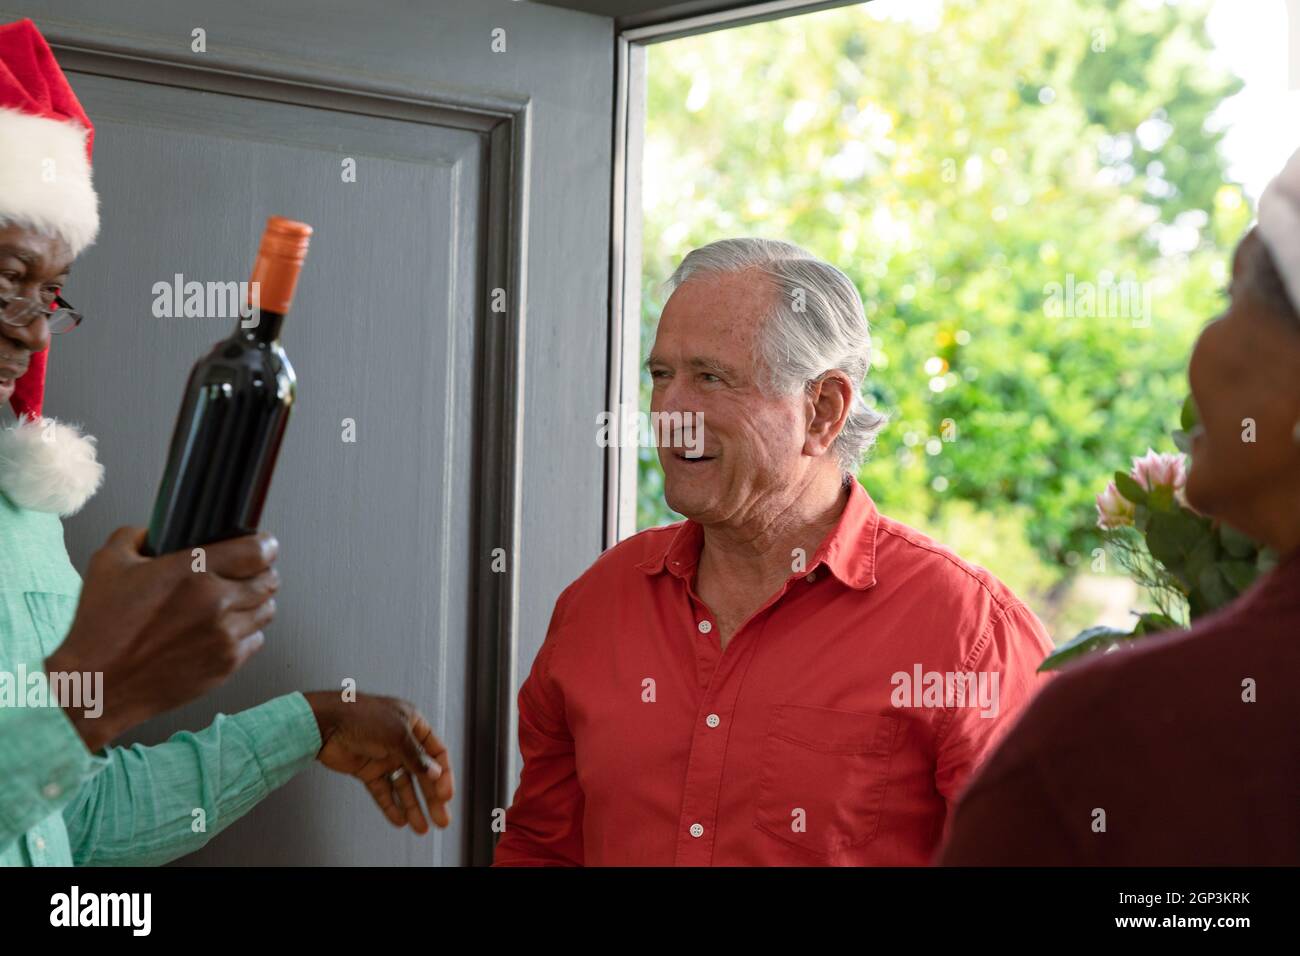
[635,478,879,590]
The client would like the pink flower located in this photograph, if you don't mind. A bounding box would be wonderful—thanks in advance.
[1096,481,1136,529]
[1130,448,1187,495]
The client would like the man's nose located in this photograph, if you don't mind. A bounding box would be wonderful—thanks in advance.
[1,313,51,357]
[653,375,694,415]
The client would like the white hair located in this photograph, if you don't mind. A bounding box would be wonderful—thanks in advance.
[662,237,888,473]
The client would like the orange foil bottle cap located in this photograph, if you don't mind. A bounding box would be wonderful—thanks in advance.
[249,216,312,315]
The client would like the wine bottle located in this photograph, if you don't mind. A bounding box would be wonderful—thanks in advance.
[143,216,312,556]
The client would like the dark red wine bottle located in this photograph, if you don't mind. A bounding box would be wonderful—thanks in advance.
[143,216,312,556]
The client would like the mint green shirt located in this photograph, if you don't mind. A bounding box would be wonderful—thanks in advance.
[0,492,322,866]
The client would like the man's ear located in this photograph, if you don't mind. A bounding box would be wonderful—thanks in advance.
[803,372,853,458]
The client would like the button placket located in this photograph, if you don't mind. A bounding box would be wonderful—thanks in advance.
[672,615,769,866]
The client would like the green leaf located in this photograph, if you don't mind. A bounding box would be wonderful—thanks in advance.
[1218,522,1258,559]
[1180,394,1199,432]
[1145,509,1208,579]
[1114,471,1148,505]
[1133,502,1150,533]
[1220,560,1260,595]
[1133,612,1181,635]
[1038,625,1137,672]
[1172,429,1192,453]
[1146,484,1176,512]
[1183,534,1219,589]
[1196,565,1235,612]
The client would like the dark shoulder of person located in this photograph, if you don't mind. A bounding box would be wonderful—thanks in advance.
[940,594,1299,866]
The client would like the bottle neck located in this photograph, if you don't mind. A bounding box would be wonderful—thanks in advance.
[235,308,286,344]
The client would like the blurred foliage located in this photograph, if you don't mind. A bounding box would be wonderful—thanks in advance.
[636,0,1251,620]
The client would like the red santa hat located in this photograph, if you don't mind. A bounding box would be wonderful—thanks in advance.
[0,19,102,515]
[0,18,100,422]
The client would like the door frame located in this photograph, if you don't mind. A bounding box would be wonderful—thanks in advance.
[604,0,865,547]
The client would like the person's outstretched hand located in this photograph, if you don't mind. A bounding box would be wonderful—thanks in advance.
[303,691,453,834]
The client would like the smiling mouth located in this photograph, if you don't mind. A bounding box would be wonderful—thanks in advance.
[673,451,715,464]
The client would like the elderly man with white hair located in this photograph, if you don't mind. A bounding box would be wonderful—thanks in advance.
[494,237,1054,866]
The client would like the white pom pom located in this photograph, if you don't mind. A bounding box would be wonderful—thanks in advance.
[0,415,104,516]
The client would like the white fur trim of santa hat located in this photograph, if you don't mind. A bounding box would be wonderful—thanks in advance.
[0,414,103,515]
[0,106,99,257]
[1257,145,1300,315]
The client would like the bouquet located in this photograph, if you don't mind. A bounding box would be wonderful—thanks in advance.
[1039,398,1275,671]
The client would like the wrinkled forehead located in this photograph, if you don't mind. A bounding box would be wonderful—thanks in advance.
[660,270,776,338]
[0,222,75,275]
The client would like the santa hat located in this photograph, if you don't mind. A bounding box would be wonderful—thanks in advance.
[0,18,99,422]
[1258,145,1300,314]
[0,19,102,515]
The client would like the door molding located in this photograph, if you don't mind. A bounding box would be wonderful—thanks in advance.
[45,34,528,867]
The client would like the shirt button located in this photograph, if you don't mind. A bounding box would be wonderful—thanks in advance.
[805,571,818,582]
[689,823,704,838]
[33,836,46,851]
[42,782,61,800]
[706,713,720,728]
[697,620,713,634]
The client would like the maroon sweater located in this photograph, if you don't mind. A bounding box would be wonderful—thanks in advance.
[939,548,1300,866]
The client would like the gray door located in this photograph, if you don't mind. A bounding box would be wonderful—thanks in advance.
[9,0,613,865]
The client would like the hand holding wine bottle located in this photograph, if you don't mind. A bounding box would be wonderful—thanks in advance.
[45,526,281,751]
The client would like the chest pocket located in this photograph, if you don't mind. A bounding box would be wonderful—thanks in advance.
[753,704,899,858]
[22,591,79,659]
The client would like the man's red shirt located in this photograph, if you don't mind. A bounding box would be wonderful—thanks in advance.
[494,481,1054,866]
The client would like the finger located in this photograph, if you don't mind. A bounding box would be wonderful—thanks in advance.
[420,760,453,829]
[224,599,277,644]
[206,532,280,579]
[399,725,437,779]
[231,629,267,669]
[365,772,407,828]
[391,769,430,834]
[398,730,446,829]
[411,717,454,827]
[401,732,450,828]
[411,714,451,771]
[227,568,280,611]
[99,526,150,567]
[113,526,149,554]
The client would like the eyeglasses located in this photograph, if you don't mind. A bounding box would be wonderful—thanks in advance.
[0,294,83,335]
